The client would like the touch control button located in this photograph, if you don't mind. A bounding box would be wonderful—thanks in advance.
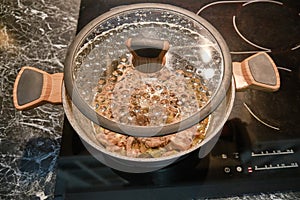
[236,166,243,172]
[221,154,228,159]
[224,167,231,174]
[233,152,240,159]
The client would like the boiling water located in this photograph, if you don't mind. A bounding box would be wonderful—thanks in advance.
[75,20,224,111]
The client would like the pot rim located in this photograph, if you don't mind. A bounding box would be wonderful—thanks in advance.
[64,3,233,137]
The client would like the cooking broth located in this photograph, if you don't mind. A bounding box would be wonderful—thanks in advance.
[91,55,210,158]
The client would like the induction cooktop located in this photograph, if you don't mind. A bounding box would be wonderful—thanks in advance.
[54,0,300,199]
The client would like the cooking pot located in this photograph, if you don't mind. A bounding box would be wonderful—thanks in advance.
[13,4,280,173]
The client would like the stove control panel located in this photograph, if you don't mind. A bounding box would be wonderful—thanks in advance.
[253,162,298,171]
[251,149,294,157]
[213,150,299,177]
[245,148,299,173]
[210,139,299,177]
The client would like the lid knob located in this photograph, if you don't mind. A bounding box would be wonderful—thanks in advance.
[125,37,169,73]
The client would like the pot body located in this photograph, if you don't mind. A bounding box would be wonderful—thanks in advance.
[62,79,235,173]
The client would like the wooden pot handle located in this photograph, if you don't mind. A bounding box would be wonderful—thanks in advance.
[233,52,280,92]
[125,37,169,73]
[13,66,63,110]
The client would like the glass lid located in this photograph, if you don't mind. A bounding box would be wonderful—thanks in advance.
[64,4,232,137]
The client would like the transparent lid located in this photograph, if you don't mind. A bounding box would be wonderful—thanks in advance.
[64,4,231,137]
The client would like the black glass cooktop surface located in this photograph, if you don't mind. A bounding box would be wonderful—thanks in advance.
[54,0,300,199]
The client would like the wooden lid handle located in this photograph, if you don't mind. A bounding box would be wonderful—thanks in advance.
[13,66,63,110]
[233,52,280,92]
[125,37,169,73]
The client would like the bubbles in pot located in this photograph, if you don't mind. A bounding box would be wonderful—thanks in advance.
[68,6,228,159]
[74,9,224,106]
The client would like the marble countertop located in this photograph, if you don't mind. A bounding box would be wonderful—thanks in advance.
[0,0,80,199]
[0,0,299,199]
